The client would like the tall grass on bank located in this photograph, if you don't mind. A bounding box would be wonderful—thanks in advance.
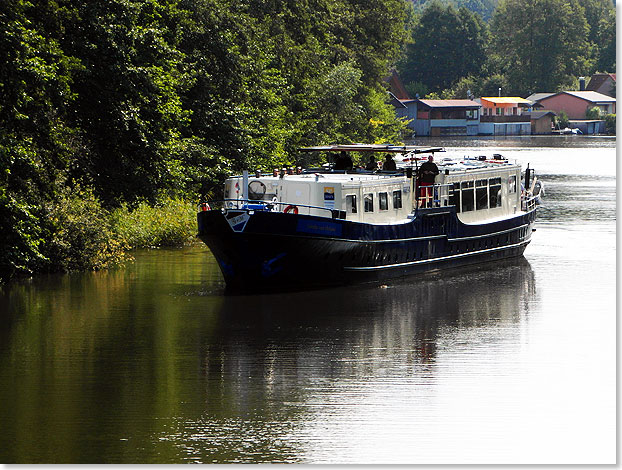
[55,194,199,266]
[111,197,198,249]
[2,190,199,282]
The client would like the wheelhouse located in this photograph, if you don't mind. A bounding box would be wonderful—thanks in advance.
[221,155,525,225]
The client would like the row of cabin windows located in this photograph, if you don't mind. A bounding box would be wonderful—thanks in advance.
[346,190,403,214]
[449,176,516,213]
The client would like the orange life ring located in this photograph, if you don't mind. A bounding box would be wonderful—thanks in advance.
[200,202,211,211]
[283,204,299,214]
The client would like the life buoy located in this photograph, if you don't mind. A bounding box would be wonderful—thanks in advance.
[283,205,299,214]
[200,202,211,211]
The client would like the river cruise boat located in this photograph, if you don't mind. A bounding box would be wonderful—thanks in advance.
[197,144,540,292]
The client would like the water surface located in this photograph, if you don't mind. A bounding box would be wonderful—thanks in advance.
[0,136,616,464]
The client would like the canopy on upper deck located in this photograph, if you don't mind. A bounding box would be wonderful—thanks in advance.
[299,144,444,154]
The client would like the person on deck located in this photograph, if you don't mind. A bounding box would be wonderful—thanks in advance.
[334,151,353,170]
[382,154,397,171]
[417,155,439,207]
[365,155,377,170]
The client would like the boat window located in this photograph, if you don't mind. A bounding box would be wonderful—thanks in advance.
[508,175,517,193]
[461,181,474,212]
[364,193,374,212]
[449,182,461,212]
[379,192,388,211]
[393,190,402,209]
[489,178,502,207]
[346,194,357,214]
[476,185,488,210]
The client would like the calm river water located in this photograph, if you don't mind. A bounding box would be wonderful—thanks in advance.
[0,136,616,464]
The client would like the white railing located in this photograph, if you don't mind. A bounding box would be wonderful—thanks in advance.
[198,198,345,219]
[416,183,454,208]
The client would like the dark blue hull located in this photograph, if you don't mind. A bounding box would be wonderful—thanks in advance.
[197,206,536,292]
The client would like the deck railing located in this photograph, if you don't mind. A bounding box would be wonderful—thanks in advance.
[521,195,538,212]
[415,183,454,208]
[198,198,345,219]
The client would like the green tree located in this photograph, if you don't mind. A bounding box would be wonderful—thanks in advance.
[555,110,569,129]
[398,2,488,94]
[0,0,82,279]
[585,106,602,119]
[594,8,615,73]
[604,114,615,135]
[578,0,615,69]
[60,0,193,206]
[489,0,590,95]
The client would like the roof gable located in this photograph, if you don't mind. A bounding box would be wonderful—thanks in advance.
[586,73,616,90]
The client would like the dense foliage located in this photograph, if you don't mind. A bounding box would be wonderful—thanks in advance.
[398,0,615,97]
[398,2,488,96]
[0,0,410,281]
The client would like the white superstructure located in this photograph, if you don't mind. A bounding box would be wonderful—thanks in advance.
[223,155,525,225]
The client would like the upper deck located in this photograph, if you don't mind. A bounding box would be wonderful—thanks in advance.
[222,148,527,225]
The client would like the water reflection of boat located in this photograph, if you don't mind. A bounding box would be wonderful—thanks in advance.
[197,144,539,292]
[201,257,537,388]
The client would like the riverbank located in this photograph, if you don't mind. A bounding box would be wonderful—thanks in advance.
[0,194,199,284]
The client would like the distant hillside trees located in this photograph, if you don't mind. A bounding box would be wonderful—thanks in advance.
[398,0,614,98]
[408,0,498,21]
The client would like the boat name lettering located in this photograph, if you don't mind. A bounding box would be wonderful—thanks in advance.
[226,212,251,232]
[296,219,342,236]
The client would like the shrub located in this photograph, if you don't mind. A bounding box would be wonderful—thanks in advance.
[45,186,130,272]
[111,197,197,249]
[604,114,616,134]
[585,107,602,120]
[555,111,569,129]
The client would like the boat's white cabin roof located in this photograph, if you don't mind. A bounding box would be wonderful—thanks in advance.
[228,154,521,183]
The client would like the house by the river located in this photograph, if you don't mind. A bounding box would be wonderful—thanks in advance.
[387,72,614,136]
[526,90,615,134]
[393,98,481,136]
[476,97,533,135]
